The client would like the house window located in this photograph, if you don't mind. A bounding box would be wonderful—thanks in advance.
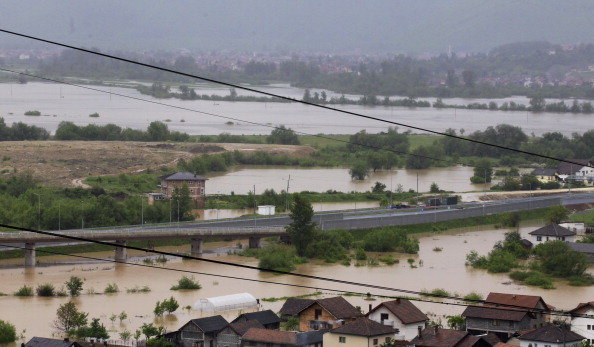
[380,313,389,322]
[546,237,549,241]
[339,337,346,343]
[588,325,592,330]
[315,309,322,320]
[561,237,565,241]
[537,236,542,241]
[492,319,499,326]
[373,339,378,345]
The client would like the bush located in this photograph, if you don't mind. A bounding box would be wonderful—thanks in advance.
[36,283,55,297]
[355,248,367,261]
[568,274,594,287]
[65,276,84,297]
[0,320,17,343]
[363,229,419,253]
[14,285,33,297]
[524,272,554,289]
[170,276,201,290]
[421,288,450,298]
[378,254,397,265]
[433,247,443,252]
[463,292,483,301]
[24,110,41,116]
[258,245,298,272]
[104,283,119,294]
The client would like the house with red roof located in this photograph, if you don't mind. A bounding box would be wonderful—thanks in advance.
[366,298,428,341]
[569,301,594,345]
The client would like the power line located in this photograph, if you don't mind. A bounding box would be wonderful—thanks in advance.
[0,28,591,169]
[0,242,589,320]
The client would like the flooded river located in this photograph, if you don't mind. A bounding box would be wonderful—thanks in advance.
[0,222,591,343]
[204,165,488,195]
[1,82,593,136]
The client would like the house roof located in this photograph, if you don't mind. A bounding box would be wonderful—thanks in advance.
[161,172,208,181]
[330,317,397,337]
[568,242,594,254]
[242,328,297,345]
[25,338,81,347]
[557,159,590,175]
[295,329,328,346]
[486,292,549,310]
[568,301,594,314]
[227,320,264,336]
[231,309,282,325]
[368,299,428,324]
[189,315,229,333]
[462,306,528,322]
[518,324,584,343]
[409,328,469,347]
[531,168,557,176]
[279,296,361,320]
[316,297,362,319]
[528,224,576,237]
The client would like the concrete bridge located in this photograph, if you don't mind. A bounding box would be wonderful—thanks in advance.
[0,226,285,267]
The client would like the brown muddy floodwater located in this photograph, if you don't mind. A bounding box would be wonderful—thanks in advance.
[0,223,592,344]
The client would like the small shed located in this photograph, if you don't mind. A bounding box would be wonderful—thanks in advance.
[257,205,276,216]
[193,293,258,312]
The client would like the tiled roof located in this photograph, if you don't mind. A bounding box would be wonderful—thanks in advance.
[519,324,584,343]
[25,338,80,347]
[161,172,208,181]
[369,299,428,324]
[232,309,282,325]
[569,301,594,314]
[279,298,315,316]
[485,292,549,310]
[330,317,396,337]
[242,328,297,345]
[568,242,594,254]
[316,296,362,319]
[190,315,229,333]
[528,224,576,237]
[228,320,264,336]
[279,296,361,320]
[557,159,590,175]
[462,306,527,322]
[295,329,328,346]
[531,168,557,176]
[409,328,468,347]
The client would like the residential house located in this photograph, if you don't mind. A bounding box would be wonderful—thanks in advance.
[409,327,499,347]
[217,320,264,347]
[527,224,577,245]
[530,168,557,184]
[160,315,229,347]
[559,222,587,236]
[241,328,326,347]
[366,299,428,341]
[279,297,362,332]
[569,301,594,344]
[232,309,282,330]
[556,159,594,186]
[463,293,550,340]
[160,172,208,207]
[517,324,584,347]
[323,317,400,347]
[568,242,594,263]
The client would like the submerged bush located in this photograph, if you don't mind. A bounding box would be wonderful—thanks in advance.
[14,285,33,297]
[104,283,119,294]
[36,283,55,297]
[170,276,201,290]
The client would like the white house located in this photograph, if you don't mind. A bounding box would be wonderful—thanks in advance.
[527,224,577,245]
[518,324,584,347]
[569,301,594,345]
[366,298,427,341]
[556,159,594,185]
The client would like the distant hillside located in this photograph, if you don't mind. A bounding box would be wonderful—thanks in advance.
[1,0,594,54]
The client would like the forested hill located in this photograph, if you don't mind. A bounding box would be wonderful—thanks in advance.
[1,0,594,53]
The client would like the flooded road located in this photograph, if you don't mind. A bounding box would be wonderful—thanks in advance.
[0,222,591,343]
[1,82,593,136]
[204,165,488,195]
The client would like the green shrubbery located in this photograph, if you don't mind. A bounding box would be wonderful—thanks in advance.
[0,320,17,343]
[36,283,56,297]
[14,285,33,297]
[363,228,419,253]
[170,276,201,290]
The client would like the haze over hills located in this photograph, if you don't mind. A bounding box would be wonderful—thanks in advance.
[1,0,594,54]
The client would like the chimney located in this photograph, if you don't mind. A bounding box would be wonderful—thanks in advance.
[368,304,372,313]
[417,326,422,338]
[433,325,439,335]
[395,298,400,304]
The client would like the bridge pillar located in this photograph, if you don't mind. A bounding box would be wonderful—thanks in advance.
[248,236,261,249]
[190,238,204,256]
[24,242,36,267]
[115,240,127,263]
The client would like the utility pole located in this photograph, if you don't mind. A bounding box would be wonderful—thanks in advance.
[58,202,61,231]
[253,185,257,228]
[285,175,291,211]
[34,193,41,230]
[141,195,144,225]
[177,199,180,223]
[416,172,419,194]
[169,198,172,223]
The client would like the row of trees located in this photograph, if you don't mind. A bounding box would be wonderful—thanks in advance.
[0,117,49,141]
[54,121,189,142]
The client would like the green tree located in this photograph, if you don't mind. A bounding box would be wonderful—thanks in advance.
[282,317,300,331]
[371,182,386,193]
[286,194,317,257]
[470,159,492,183]
[141,323,162,340]
[546,206,569,224]
[65,276,84,297]
[533,241,588,277]
[161,297,179,314]
[75,318,109,340]
[172,184,193,221]
[446,315,466,330]
[461,70,476,87]
[406,146,432,169]
[54,302,88,334]
[429,182,440,193]
[350,162,369,180]
[266,125,300,145]
[154,301,165,317]
[529,96,546,111]
[147,121,170,141]
[0,320,17,343]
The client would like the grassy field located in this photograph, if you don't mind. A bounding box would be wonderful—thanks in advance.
[570,209,594,225]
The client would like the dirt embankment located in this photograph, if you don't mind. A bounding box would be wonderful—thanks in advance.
[0,141,315,187]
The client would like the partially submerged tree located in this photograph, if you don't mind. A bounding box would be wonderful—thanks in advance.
[286,194,316,257]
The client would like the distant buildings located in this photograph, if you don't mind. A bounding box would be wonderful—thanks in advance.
[517,324,584,347]
[323,317,399,347]
[569,301,594,344]
[279,297,362,332]
[148,171,208,207]
[530,159,594,187]
[527,224,577,245]
[366,299,428,341]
